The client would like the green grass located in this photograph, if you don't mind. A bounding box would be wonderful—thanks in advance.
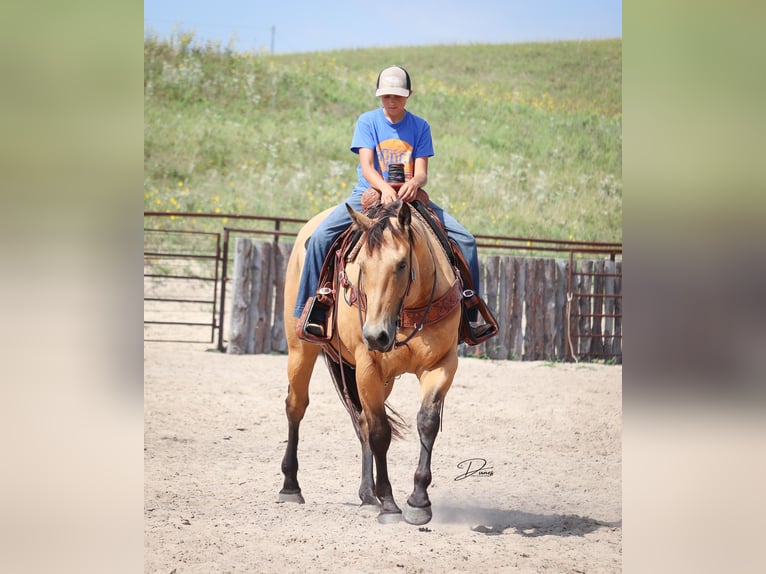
[144,32,621,243]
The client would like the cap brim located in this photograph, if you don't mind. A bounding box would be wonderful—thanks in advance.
[376,87,410,97]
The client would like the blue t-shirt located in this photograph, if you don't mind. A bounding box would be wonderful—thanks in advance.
[350,108,434,193]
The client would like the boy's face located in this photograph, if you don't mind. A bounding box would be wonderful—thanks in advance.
[380,94,408,115]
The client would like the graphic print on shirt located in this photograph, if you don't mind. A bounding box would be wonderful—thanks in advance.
[376,138,413,180]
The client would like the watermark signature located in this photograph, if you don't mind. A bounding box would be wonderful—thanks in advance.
[454,458,494,481]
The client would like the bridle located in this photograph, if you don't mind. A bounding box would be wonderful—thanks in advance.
[343,219,440,349]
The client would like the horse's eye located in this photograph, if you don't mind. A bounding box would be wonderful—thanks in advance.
[397,260,407,271]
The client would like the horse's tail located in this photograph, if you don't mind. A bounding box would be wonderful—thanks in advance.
[384,403,408,441]
[322,353,407,440]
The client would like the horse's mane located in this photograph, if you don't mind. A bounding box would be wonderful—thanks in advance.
[361,201,410,253]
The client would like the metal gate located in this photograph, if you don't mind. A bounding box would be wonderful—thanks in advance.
[566,255,622,363]
[143,228,221,343]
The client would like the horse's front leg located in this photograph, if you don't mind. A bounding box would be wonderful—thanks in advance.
[358,371,401,523]
[404,360,457,525]
[355,410,377,507]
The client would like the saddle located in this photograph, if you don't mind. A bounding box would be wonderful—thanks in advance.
[297,186,498,347]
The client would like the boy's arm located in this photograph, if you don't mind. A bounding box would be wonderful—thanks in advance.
[359,148,399,204]
[397,157,428,203]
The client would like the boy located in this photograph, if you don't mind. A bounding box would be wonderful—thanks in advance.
[295,65,489,340]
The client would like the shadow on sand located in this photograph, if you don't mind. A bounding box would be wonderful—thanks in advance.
[433,503,621,537]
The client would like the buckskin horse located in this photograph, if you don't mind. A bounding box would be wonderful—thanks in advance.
[279,198,464,525]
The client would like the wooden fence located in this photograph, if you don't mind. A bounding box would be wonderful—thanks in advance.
[226,239,622,363]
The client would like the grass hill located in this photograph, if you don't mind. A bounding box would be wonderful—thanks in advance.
[144,33,621,242]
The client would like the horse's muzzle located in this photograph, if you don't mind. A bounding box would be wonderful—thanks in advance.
[362,322,396,353]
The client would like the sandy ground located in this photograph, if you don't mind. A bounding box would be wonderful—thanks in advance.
[144,341,621,573]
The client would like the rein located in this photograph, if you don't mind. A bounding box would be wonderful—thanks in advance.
[394,235,437,347]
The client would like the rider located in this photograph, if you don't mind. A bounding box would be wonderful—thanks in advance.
[295,65,490,340]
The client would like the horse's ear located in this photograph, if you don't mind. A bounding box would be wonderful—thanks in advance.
[398,201,411,230]
[346,203,373,231]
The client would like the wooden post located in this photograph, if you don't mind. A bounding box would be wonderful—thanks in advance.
[485,255,504,359]
[533,259,546,360]
[543,259,556,361]
[604,260,616,358]
[578,260,593,357]
[490,255,513,360]
[227,238,253,355]
[614,261,622,362]
[524,258,545,360]
[271,242,292,353]
[510,257,525,360]
[555,259,568,361]
[591,260,605,358]
[247,242,273,354]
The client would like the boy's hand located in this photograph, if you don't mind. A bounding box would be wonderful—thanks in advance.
[380,185,399,204]
[397,181,419,203]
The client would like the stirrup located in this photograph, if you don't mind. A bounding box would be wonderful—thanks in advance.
[297,291,333,344]
[468,323,496,340]
[459,289,499,345]
[304,322,325,338]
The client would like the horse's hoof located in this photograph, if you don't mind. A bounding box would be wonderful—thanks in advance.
[377,510,402,524]
[403,502,432,525]
[278,490,305,504]
[359,501,380,514]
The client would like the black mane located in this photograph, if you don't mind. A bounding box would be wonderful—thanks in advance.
[362,201,407,253]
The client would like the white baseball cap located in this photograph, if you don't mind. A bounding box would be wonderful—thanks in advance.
[375,66,412,97]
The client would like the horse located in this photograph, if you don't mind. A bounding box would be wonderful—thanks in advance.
[278,199,462,525]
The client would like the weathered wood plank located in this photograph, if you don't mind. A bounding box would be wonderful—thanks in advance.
[564,258,575,362]
[524,258,545,360]
[247,242,273,354]
[510,257,525,360]
[227,238,253,355]
[543,259,556,361]
[485,255,505,359]
[489,255,513,360]
[577,260,593,357]
[271,242,291,353]
[613,261,622,362]
[603,260,616,357]
[590,260,605,357]
[555,259,568,361]
[533,259,546,360]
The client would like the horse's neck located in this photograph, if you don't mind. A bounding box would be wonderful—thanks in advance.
[406,219,455,308]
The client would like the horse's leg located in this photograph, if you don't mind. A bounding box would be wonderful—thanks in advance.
[368,408,401,523]
[357,372,401,523]
[356,411,378,507]
[278,342,321,503]
[356,375,397,507]
[403,358,457,525]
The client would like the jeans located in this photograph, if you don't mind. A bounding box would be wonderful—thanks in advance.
[293,193,481,319]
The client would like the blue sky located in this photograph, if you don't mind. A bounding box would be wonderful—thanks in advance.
[144,0,622,54]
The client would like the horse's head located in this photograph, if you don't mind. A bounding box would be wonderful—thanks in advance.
[346,201,413,352]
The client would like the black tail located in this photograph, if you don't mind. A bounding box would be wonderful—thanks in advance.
[322,352,407,440]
